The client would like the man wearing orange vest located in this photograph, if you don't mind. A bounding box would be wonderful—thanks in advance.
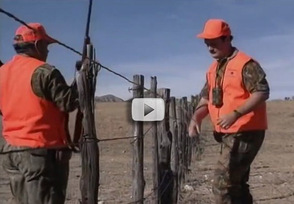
[0,23,78,204]
[188,19,270,204]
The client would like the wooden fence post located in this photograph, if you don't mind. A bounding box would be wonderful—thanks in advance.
[176,98,184,189]
[182,97,192,174]
[158,89,173,204]
[170,97,179,203]
[185,97,193,168]
[132,75,145,204]
[189,95,198,161]
[151,77,160,204]
[180,97,188,177]
[190,95,198,112]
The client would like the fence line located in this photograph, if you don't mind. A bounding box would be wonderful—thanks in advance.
[4,7,290,204]
[0,7,202,203]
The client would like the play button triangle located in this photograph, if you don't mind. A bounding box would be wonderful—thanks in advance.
[144,103,154,116]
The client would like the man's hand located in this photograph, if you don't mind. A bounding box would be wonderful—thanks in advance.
[188,118,201,137]
[217,111,239,129]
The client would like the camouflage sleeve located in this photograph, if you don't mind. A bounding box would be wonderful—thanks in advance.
[31,64,79,112]
[199,80,209,99]
[242,60,270,94]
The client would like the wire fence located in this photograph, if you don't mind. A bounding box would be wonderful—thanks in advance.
[0,7,199,204]
[1,6,294,204]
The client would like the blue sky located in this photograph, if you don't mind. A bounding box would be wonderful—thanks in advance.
[1,0,294,100]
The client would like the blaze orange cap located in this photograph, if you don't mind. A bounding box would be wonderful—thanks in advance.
[197,19,231,39]
[14,23,57,44]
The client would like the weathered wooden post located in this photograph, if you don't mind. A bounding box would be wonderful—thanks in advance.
[150,77,160,204]
[188,95,195,161]
[190,95,197,112]
[182,97,190,176]
[189,95,198,161]
[170,97,179,203]
[186,97,193,167]
[158,89,173,203]
[132,75,145,204]
[176,98,184,188]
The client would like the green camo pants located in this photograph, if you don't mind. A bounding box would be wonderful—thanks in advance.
[212,130,265,204]
[2,148,71,204]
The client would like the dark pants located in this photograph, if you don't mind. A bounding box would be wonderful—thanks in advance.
[212,130,265,204]
[2,148,71,204]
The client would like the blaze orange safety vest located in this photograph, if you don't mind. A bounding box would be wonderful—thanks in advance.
[0,55,69,148]
[207,51,267,133]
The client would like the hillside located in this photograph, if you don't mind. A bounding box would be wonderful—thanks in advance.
[94,94,124,102]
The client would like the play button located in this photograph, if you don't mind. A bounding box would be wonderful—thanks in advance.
[132,98,165,121]
[144,104,154,116]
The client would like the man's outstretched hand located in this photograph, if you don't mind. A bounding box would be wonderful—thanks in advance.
[188,119,201,137]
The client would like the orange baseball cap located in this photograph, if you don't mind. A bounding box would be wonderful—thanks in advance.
[197,19,231,39]
[14,23,57,44]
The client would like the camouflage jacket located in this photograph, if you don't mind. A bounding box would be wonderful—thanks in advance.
[31,64,78,112]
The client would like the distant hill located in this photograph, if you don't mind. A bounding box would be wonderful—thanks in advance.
[95,94,124,102]
[125,88,168,102]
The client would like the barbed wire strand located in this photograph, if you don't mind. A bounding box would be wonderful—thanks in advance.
[0,7,199,107]
[0,121,207,155]
[0,9,200,158]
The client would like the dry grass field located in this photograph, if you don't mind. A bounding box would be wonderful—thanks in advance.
[1,100,294,204]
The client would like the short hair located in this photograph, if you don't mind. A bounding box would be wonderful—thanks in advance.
[220,35,233,42]
[13,36,35,54]
[13,42,36,54]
